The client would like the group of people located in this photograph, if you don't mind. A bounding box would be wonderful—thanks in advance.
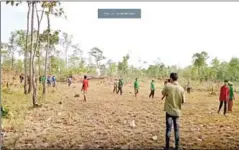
[218,80,235,115]
[17,72,236,150]
[112,78,156,99]
[39,75,57,87]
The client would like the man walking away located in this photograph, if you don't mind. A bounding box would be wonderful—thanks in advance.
[218,80,229,115]
[162,73,185,150]
[134,78,139,98]
[47,76,51,87]
[68,76,72,87]
[113,79,118,93]
[81,75,89,102]
[52,76,56,87]
[228,82,235,112]
[149,79,155,99]
[186,81,192,94]
[19,73,24,84]
[117,78,124,95]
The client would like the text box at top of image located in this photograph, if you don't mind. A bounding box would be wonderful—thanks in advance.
[98,9,141,19]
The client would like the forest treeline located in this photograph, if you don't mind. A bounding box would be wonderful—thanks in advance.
[1,1,239,106]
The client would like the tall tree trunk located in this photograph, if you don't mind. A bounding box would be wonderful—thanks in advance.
[28,2,34,94]
[33,3,44,106]
[38,56,41,76]
[43,12,50,95]
[31,2,37,106]
[24,2,31,94]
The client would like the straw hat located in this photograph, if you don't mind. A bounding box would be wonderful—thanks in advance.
[228,82,233,86]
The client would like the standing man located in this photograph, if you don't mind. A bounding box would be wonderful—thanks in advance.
[228,82,235,112]
[218,80,229,115]
[149,79,155,99]
[81,75,89,102]
[68,75,72,87]
[117,78,124,95]
[113,79,118,93]
[19,73,24,84]
[41,75,46,85]
[162,73,185,150]
[52,76,56,87]
[47,75,51,87]
[134,78,139,98]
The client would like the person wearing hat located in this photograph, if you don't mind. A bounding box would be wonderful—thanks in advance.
[228,82,235,112]
[218,80,230,115]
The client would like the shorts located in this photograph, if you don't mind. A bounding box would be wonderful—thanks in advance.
[83,90,87,96]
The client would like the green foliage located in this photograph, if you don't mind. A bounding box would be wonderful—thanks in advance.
[1,106,9,118]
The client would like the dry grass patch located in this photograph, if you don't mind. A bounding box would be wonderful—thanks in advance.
[2,80,239,149]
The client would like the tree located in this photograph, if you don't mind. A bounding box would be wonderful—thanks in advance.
[228,58,239,81]
[60,32,73,68]
[118,54,129,76]
[8,31,18,70]
[89,47,106,76]
[41,1,65,95]
[192,51,209,81]
[28,2,35,94]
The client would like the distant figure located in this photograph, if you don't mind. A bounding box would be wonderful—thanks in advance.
[47,76,51,87]
[19,74,24,84]
[161,79,171,100]
[134,78,139,98]
[41,76,46,85]
[67,76,72,86]
[228,82,235,112]
[117,78,124,95]
[113,79,118,93]
[186,81,192,94]
[39,76,42,83]
[149,79,155,99]
[81,75,89,102]
[218,80,229,115]
[52,76,56,87]
[162,73,185,150]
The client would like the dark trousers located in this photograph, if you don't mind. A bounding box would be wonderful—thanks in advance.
[117,87,123,95]
[165,113,180,149]
[113,86,117,93]
[187,87,191,93]
[218,101,227,115]
[149,90,155,98]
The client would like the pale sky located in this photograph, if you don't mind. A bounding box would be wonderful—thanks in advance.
[2,2,239,68]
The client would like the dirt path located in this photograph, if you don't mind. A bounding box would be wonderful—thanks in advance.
[3,81,239,149]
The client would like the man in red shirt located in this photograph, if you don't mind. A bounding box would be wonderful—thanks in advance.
[218,80,229,115]
[81,75,89,102]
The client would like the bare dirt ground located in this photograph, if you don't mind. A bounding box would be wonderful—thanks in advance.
[2,80,239,149]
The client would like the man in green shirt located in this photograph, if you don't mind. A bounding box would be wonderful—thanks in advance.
[149,79,155,99]
[134,78,139,98]
[117,78,124,95]
[162,73,185,150]
[228,82,235,112]
[40,76,46,85]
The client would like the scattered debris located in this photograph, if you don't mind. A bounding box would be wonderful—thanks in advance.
[129,120,136,128]
[152,136,158,141]
[74,94,80,97]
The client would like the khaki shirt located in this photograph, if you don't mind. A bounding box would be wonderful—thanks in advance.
[162,81,185,117]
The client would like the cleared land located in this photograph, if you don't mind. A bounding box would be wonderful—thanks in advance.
[2,80,239,149]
